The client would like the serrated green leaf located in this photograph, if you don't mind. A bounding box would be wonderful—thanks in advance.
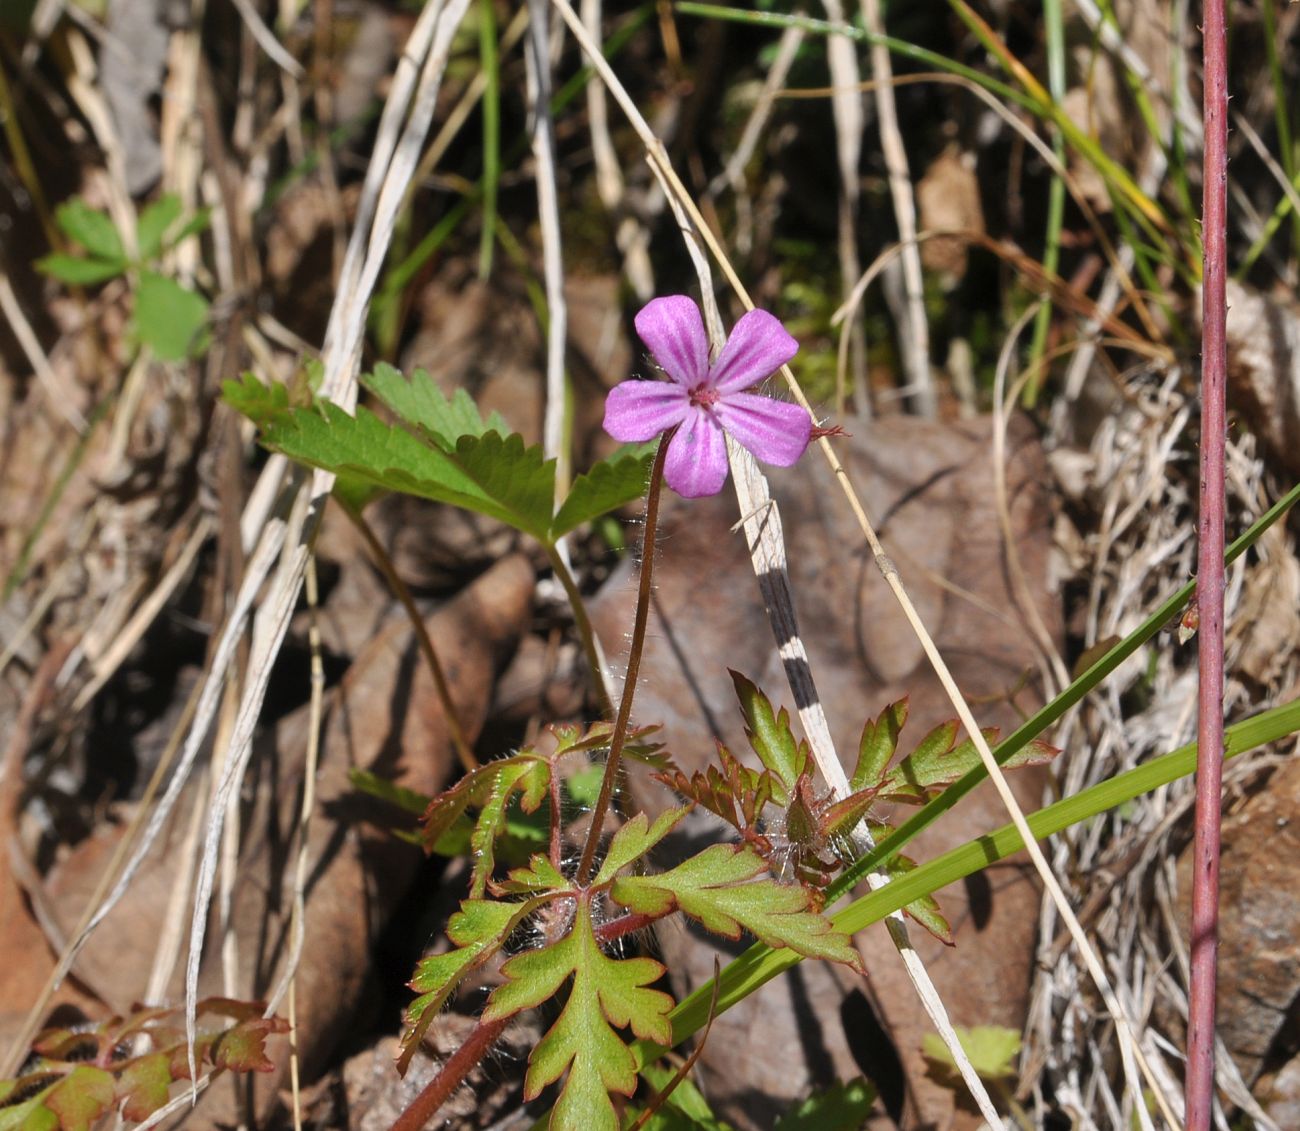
[55,199,123,261]
[730,671,808,797]
[551,446,656,537]
[612,844,864,971]
[851,699,909,791]
[136,194,183,260]
[35,253,125,285]
[772,1077,876,1131]
[134,271,209,360]
[880,726,1057,804]
[484,896,673,1131]
[400,897,539,1072]
[253,403,555,539]
[222,373,291,425]
[42,1066,115,1131]
[592,808,688,887]
[363,364,508,446]
[922,1024,1020,1081]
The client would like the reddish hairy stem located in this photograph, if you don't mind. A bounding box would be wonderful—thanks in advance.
[390,1015,510,1131]
[575,435,669,885]
[1188,1,1228,1126]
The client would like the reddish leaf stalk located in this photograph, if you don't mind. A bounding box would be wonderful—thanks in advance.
[1189,0,1228,1126]
[390,1016,510,1131]
[576,435,670,885]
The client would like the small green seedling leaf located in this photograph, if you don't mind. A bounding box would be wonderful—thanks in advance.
[851,699,909,791]
[35,253,125,285]
[135,194,183,260]
[484,896,674,1131]
[730,670,809,799]
[772,1077,877,1131]
[55,198,124,262]
[613,844,865,971]
[134,271,209,360]
[922,1024,1021,1083]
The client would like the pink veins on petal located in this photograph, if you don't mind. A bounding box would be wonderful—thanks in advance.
[603,295,811,498]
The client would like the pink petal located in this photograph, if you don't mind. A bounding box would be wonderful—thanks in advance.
[663,408,729,497]
[714,392,812,467]
[708,309,799,394]
[604,380,691,441]
[634,296,709,387]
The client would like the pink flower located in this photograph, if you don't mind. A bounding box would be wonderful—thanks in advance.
[603,296,812,498]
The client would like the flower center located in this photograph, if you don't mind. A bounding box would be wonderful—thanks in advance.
[689,385,719,409]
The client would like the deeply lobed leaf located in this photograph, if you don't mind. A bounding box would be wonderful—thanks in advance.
[612,844,864,972]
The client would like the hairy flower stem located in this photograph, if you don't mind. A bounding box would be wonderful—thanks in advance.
[576,435,669,885]
[1188,0,1228,1125]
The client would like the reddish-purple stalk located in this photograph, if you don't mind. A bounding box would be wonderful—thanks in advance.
[575,434,669,885]
[1188,0,1228,1126]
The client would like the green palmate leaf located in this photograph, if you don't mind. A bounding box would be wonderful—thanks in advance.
[922,1025,1020,1083]
[551,444,657,537]
[612,844,864,971]
[730,670,809,798]
[879,724,1056,804]
[135,194,183,260]
[851,699,908,791]
[484,895,674,1131]
[35,253,125,285]
[134,271,209,360]
[772,1077,877,1131]
[362,363,507,446]
[252,401,556,540]
[222,372,291,425]
[55,198,124,262]
[400,897,540,1072]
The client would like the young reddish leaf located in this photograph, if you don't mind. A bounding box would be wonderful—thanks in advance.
[816,787,878,845]
[41,1066,115,1131]
[729,670,809,797]
[592,808,689,886]
[117,1053,172,1121]
[851,699,909,791]
[483,895,673,1131]
[879,725,1058,804]
[418,753,545,854]
[209,1017,290,1074]
[399,897,542,1073]
[468,761,544,897]
[611,844,865,972]
[655,743,774,839]
[881,854,954,946]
